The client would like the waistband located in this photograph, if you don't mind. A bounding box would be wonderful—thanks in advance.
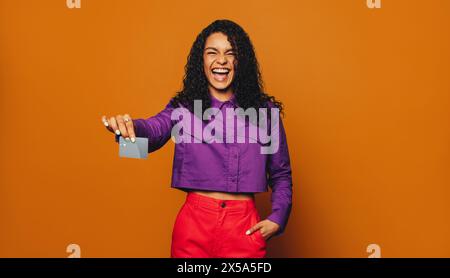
[186,192,256,213]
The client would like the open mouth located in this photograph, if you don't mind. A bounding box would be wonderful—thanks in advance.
[211,67,231,82]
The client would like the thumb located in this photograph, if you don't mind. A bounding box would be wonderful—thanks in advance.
[246,222,262,235]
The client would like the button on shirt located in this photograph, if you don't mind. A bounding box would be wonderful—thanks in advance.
[132,94,293,236]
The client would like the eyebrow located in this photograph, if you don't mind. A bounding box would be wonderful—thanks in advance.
[204,47,235,52]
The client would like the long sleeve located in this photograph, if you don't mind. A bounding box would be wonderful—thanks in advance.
[266,116,293,236]
[131,100,176,153]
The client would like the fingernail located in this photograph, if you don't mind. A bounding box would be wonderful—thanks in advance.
[115,130,121,135]
[103,121,109,127]
[246,230,250,235]
[131,137,136,143]
[125,137,130,141]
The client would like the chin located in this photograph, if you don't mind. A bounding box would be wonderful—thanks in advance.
[209,77,234,92]
[211,83,232,92]
[213,84,229,91]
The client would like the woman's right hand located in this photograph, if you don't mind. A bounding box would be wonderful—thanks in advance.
[101,114,136,142]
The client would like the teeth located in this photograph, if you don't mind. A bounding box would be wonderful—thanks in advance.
[212,68,230,73]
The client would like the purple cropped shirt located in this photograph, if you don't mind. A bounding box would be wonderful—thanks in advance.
[132,95,293,235]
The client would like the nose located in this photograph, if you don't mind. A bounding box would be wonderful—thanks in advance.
[216,54,228,65]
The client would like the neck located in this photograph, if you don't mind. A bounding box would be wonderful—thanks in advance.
[209,86,234,102]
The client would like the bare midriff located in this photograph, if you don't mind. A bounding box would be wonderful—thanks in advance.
[191,190,254,200]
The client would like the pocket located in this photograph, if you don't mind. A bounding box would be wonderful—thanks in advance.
[249,209,267,247]
[254,230,266,244]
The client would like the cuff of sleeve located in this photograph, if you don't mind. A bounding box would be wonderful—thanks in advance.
[132,119,148,138]
[267,208,291,237]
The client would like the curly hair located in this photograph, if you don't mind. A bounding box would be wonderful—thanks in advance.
[171,19,284,116]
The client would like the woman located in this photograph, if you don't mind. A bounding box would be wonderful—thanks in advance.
[101,19,292,258]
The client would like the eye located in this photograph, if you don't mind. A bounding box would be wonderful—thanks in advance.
[206,51,217,55]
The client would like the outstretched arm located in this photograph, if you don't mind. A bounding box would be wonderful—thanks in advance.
[102,99,176,153]
[132,100,176,152]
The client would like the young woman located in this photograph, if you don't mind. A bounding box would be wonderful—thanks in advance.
[101,19,292,258]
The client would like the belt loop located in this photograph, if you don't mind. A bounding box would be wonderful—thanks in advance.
[188,192,199,209]
[248,198,255,215]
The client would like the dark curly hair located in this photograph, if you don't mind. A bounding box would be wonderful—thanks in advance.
[172,19,284,116]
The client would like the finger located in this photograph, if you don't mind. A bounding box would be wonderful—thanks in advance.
[123,114,136,143]
[109,117,120,135]
[101,115,109,126]
[102,116,114,133]
[246,222,262,235]
[116,115,129,140]
[259,230,268,238]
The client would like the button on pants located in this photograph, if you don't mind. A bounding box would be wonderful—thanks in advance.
[171,192,267,258]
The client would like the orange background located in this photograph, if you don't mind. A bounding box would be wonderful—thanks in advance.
[1,0,449,257]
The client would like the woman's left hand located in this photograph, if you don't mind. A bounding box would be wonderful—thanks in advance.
[246,219,280,241]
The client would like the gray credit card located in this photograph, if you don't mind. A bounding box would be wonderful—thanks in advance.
[116,135,148,159]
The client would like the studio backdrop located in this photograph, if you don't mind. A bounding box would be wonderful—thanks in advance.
[0,0,449,257]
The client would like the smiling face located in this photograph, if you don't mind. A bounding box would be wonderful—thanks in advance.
[203,32,236,94]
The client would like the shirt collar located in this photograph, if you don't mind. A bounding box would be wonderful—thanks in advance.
[210,93,238,109]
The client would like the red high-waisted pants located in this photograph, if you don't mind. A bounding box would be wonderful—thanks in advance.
[171,192,267,258]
